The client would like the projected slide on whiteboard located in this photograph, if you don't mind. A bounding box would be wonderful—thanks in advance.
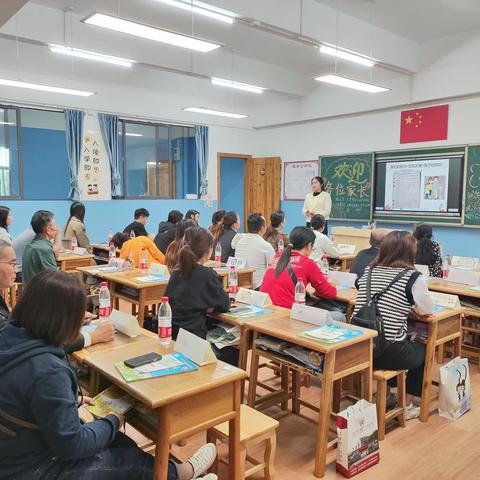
[374,155,464,218]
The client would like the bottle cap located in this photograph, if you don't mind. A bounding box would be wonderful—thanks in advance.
[100,282,108,287]
[161,296,169,302]
[230,265,235,270]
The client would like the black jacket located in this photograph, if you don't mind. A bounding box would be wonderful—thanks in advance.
[165,264,230,339]
[350,246,379,279]
[0,323,119,479]
[154,221,176,254]
[0,296,9,333]
[210,228,237,263]
[123,221,148,237]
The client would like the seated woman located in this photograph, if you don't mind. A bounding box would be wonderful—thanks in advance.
[164,219,196,272]
[413,223,443,278]
[208,209,225,232]
[352,231,434,420]
[0,206,13,245]
[210,211,240,263]
[261,226,344,321]
[0,270,218,480]
[263,210,289,252]
[112,232,165,268]
[63,202,90,250]
[165,227,238,366]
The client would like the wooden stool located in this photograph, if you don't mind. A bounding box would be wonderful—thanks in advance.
[207,404,279,479]
[374,369,407,441]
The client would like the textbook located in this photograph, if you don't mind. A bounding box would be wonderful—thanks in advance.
[226,304,272,319]
[301,324,364,344]
[115,352,198,382]
[133,274,167,283]
[85,385,136,418]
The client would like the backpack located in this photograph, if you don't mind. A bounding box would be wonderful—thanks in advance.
[351,268,409,359]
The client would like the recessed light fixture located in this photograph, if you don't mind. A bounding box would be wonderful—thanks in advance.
[211,77,265,94]
[319,44,375,67]
[49,44,135,68]
[83,12,221,53]
[0,78,95,97]
[118,132,144,137]
[183,107,248,118]
[314,74,389,93]
[153,0,237,24]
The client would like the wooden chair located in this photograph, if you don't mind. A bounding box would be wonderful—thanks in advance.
[374,369,407,441]
[207,404,279,480]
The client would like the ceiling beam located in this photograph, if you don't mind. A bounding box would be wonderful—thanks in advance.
[0,0,29,27]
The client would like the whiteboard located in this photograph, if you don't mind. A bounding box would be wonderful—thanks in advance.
[283,161,319,200]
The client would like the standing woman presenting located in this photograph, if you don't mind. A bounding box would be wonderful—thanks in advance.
[303,176,332,235]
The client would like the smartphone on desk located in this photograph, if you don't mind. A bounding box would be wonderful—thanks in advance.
[124,352,162,369]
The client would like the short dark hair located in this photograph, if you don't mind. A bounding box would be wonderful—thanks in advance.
[269,210,285,229]
[112,232,130,249]
[12,270,86,346]
[185,209,200,221]
[134,208,150,219]
[0,206,10,231]
[31,210,54,235]
[310,214,326,231]
[167,210,183,224]
[211,210,226,225]
[247,213,265,234]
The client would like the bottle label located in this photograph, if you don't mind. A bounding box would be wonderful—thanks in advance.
[229,285,238,295]
[158,325,172,339]
[140,260,148,269]
[215,255,221,262]
[99,306,111,318]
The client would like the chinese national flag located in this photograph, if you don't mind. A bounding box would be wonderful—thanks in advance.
[400,105,449,144]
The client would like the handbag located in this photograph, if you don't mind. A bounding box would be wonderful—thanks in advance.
[351,268,409,359]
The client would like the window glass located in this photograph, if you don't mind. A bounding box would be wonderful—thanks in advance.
[0,107,20,197]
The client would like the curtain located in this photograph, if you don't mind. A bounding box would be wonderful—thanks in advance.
[65,109,84,200]
[98,113,122,196]
[195,125,209,196]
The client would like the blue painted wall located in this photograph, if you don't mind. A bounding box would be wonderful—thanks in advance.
[22,127,70,200]
[3,199,216,244]
[219,157,244,227]
[280,200,480,257]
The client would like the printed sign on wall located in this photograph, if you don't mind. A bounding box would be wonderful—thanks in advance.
[79,114,111,201]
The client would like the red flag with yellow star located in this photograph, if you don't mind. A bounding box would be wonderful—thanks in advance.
[400,105,449,143]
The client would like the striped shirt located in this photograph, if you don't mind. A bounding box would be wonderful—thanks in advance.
[353,266,421,342]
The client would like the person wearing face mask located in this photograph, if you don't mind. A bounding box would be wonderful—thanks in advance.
[302,176,332,236]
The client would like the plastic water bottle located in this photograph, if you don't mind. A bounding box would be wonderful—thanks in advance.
[215,242,222,263]
[294,280,306,304]
[99,282,111,321]
[228,265,238,302]
[139,248,148,270]
[442,253,452,278]
[278,238,284,252]
[108,242,116,262]
[130,229,136,239]
[70,236,78,251]
[158,296,172,346]
[108,228,113,244]
[321,256,330,275]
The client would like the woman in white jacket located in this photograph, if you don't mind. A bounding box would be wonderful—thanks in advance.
[302,176,332,235]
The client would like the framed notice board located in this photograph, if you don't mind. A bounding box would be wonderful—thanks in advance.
[464,145,480,226]
[320,153,373,221]
[283,160,319,200]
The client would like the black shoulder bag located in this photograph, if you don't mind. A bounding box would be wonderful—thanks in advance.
[351,268,409,359]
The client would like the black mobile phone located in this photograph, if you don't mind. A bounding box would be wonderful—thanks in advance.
[124,352,162,369]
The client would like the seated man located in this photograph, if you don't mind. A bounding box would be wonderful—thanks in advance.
[154,210,183,254]
[185,209,200,225]
[232,213,275,289]
[310,214,340,266]
[12,224,35,283]
[350,229,389,279]
[123,208,150,237]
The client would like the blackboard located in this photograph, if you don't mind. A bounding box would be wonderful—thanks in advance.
[465,145,480,226]
[320,153,373,221]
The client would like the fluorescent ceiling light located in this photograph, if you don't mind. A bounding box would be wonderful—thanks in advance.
[154,0,236,24]
[49,44,134,68]
[0,78,95,97]
[184,107,248,118]
[0,122,15,125]
[314,74,389,93]
[118,132,144,137]
[211,77,265,94]
[83,12,221,53]
[319,44,375,67]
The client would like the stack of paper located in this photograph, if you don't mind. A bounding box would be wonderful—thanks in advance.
[85,385,136,417]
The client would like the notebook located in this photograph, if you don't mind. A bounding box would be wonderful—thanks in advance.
[133,274,167,283]
[301,324,364,343]
[85,385,136,418]
[226,304,272,319]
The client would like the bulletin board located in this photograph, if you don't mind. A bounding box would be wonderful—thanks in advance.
[283,160,319,200]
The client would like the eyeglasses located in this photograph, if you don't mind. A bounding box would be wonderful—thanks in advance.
[0,261,17,268]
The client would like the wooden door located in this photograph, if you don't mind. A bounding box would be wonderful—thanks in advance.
[244,157,281,223]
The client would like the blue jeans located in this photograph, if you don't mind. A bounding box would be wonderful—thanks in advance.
[12,432,178,480]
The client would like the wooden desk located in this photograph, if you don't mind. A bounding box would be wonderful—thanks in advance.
[246,315,376,478]
[332,226,371,253]
[337,254,355,272]
[79,337,246,480]
[428,278,480,299]
[58,252,95,273]
[91,243,119,263]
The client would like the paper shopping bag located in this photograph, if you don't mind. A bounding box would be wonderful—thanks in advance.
[336,399,380,478]
[438,356,471,421]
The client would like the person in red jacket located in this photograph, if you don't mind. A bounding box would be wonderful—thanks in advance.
[261,226,345,321]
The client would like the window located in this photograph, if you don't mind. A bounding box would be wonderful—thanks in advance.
[121,120,197,199]
[0,107,20,198]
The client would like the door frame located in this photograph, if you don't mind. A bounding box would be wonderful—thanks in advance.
[217,152,251,226]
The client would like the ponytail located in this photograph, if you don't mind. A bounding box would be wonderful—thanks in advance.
[175,227,213,277]
[274,245,293,277]
[178,244,198,278]
[212,211,238,243]
[274,226,315,277]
